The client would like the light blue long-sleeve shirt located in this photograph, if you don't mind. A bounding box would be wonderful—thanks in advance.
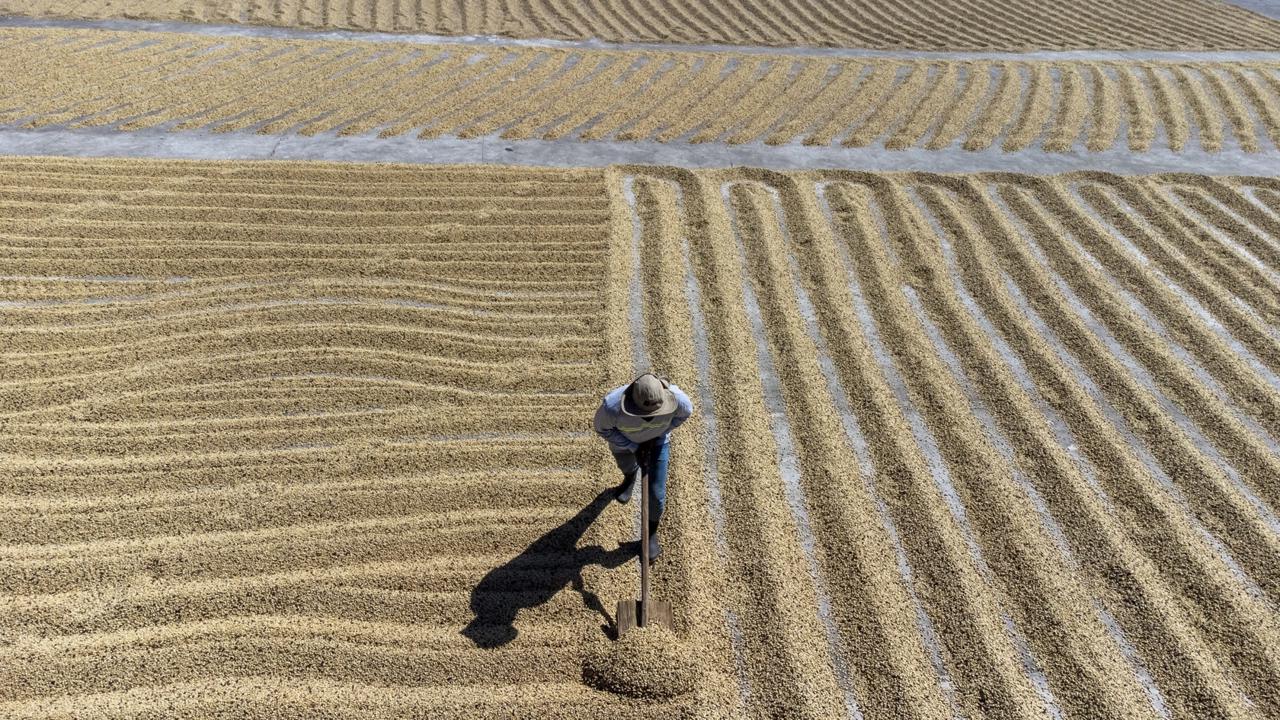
[592,383,693,452]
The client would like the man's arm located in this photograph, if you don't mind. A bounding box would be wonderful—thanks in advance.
[593,400,637,451]
[666,385,694,432]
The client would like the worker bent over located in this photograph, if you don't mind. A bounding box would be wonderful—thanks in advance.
[592,373,693,562]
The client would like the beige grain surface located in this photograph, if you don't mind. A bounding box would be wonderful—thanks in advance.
[6,28,1280,154]
[611,165,1280,719]
[4,0,1280,50]
[0,156,722,719]
[3,156,1280,719]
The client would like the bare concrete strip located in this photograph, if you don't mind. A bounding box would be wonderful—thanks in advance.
[988,188,1272,603]
[1002,189,1280,538]
[720,181,863,720]
[620,177,651,373]
[903,283,1171,719]
[5,126,1280,175]
[1223,0,1280,22]
[1065,187,1280,440]
[771,183,963,714]
[4,15,1280,63]
[911,190,1185,720]
[815,182,1064,718]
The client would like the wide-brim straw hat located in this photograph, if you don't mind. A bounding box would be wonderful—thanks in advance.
[620,373,678,417]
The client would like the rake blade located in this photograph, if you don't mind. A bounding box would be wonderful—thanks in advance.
[616,599,673,638]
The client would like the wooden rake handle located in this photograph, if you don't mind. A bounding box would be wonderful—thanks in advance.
[638,441,653,627]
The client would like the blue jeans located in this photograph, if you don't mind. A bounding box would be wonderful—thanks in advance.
[610,441,669,523]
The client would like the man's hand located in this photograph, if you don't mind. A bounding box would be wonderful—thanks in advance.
[636,438,660,463]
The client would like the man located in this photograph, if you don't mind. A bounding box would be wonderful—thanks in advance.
[592,372,693,561]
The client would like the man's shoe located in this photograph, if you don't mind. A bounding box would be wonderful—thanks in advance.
[615,469,639,504]
[647,531,662,562]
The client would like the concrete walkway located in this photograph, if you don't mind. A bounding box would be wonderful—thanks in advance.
[3,125,1277,174]
[1224,0,1280,22]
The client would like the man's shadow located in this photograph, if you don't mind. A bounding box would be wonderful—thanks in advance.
[461,486,636,648]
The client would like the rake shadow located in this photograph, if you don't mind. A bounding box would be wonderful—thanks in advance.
[461,486,636,648]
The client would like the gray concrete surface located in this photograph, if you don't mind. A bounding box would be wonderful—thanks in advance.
[720,180,864,720]
[1223,0,1280,22]
[4,15,1280,63]
[3,125,1278,175]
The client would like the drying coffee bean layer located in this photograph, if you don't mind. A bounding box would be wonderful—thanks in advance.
[3,0,1280,50]
[5,28,1280,153]
[609,165,1280,719]
[0,156,729,719]
[3,156,1279,719]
